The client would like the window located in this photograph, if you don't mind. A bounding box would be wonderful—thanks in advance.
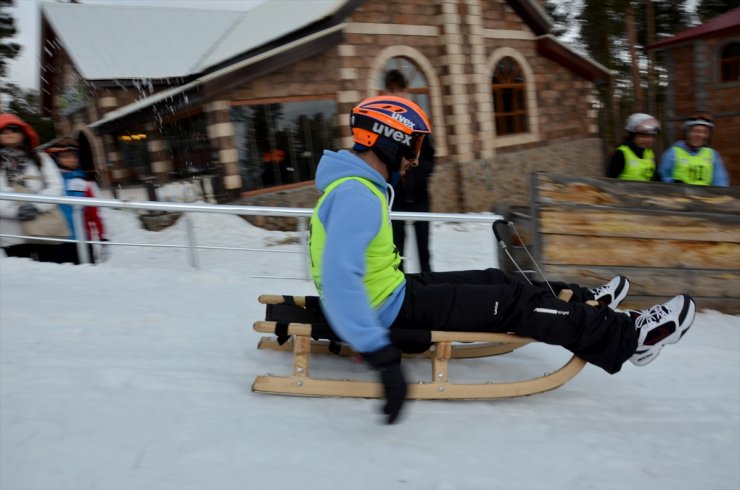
[115,131,150,185]
[161,113,215,178]
[379,57,432,117]
[231,98,338,191]
[720,42,740,83]
[491,57,528,136]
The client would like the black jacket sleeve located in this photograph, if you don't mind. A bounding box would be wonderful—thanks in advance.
[607,148,625,178]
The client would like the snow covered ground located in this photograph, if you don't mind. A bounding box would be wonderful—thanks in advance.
[1,205,738,490]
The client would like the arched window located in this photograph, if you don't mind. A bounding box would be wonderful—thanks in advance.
[491,57,528,135]
[379,57,432,118]
[720,42,740,83]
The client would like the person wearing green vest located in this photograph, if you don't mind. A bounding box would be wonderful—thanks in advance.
[310,95,696,424]
[607,113,661,181]
[659,114,730,186]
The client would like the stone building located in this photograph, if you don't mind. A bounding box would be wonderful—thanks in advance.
[40,0,610,212]
[648,7,740,185]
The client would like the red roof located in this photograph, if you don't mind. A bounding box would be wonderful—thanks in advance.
[648,7,740,51]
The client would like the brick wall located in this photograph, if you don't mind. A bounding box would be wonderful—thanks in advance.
[430,138,603,212]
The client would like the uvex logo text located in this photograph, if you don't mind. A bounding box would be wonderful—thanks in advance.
[372,123,412,146]
[391,112,415,129]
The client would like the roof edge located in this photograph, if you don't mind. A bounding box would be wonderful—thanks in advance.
[506,0,552,36]
[536,34,613,84]
[647,7,740,51]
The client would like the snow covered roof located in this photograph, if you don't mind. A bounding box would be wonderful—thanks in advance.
[41,0,348,81]
[193,0,348,72]
[41,2,241,80]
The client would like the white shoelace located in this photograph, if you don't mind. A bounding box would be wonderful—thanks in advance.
[591,284,610,298]
[634,304,669,329]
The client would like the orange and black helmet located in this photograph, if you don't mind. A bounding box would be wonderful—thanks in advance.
[350,95,431,172]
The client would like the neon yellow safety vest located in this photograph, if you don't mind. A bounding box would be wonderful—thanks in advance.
[672,146,713,185]
[617,145,655,182]
[309,177,404,308]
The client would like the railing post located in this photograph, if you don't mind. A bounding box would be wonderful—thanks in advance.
[297,217,310,280]
[72,205,90,264]
[404,219,421,273]
[184,213,199,269]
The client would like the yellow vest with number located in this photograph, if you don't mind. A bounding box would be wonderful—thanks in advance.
[672,146,713,185]
[617,145,655,182]
[309,177,403,308]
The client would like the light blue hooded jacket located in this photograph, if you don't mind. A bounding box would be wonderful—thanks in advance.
[312,149,405,353]
[658,141,730,186]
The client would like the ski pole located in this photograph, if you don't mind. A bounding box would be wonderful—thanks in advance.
[492,219,556,297]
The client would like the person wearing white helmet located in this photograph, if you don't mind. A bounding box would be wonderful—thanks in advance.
[607,113,661,181]
[658,113,730,186]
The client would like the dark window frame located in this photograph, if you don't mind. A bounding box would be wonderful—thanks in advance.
[231,95,339,192]
[379,57,433,118]
[491,57,528,136]
[720,41,740,84]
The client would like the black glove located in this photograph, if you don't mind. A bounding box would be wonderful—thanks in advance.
[363,344,408,424]
[17,204,39,221]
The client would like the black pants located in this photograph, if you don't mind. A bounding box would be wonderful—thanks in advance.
[392,216,431,273]
[4,242,95,264]
[392,269,638,374]
[3,243,67,263]
[58,242,96,265]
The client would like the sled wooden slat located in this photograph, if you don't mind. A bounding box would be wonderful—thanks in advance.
[259,294,307,307]
[251,354,586,400]
[257,336,522,359]
[254,320,532,345]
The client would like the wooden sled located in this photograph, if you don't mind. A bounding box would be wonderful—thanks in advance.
[251,292,587,400]
[257,294,527,359]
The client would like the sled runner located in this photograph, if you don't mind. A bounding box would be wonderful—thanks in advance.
[251,292,586,400]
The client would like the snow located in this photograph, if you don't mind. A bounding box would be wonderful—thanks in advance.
[1,205,739,490]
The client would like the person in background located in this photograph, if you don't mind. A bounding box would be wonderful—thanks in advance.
[309,95,696,424]
[607,113,661,181]
[0,113,66,262]
[383,69,435,272]
[46,137,108,264]
[659,113,730,187]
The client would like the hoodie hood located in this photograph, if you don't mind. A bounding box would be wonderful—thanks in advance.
[315,149,388,194]
[0,114,40,148]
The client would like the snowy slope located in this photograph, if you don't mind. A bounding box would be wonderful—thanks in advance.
[1,207,738,490]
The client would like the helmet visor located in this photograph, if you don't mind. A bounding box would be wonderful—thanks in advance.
[402,134,425,161]
[634,118,660,134]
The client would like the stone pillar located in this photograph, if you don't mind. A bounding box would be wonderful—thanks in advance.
[438,1,475,162]
[336,44,362,150]
[204,100,241,198]
[145,123,172,184]
[105,134,127,187]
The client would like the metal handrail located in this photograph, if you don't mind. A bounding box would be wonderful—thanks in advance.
[0,191,502,277]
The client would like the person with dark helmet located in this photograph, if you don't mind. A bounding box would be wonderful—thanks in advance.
[383,69,435,272]
[309,95,696,424]
[659,113,730,186]
[607,113,661,181]
[46,137,108,264]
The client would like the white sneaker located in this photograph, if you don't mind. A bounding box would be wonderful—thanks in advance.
[629,294,696,366]
[590,276,630,310]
